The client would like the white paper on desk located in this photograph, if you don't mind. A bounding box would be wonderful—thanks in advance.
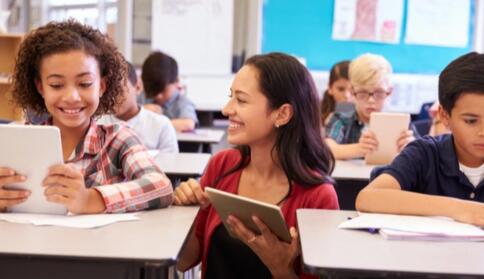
[338,213,484,240]
[0,213,139,229]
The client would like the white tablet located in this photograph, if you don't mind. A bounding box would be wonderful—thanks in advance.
[205,187,292,243]
[365,112,410,165]
[0,124,67,215]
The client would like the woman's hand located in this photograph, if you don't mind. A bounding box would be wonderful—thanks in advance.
[174,178,210,208]
[42,164,105,214]
[0,167,30,210]
[227,215,299,279]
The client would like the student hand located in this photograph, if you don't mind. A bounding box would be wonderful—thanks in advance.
[396,130,415,152]
[356,130,378,157]
[227,215,299,279]
[0,167,31,210]
[451,200,484,227]
[173,178,210,208]
[43,164,106,214]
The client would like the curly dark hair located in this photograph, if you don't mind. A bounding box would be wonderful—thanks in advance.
[12,19,126,117]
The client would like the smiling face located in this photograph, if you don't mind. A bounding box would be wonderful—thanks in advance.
[36,50,105,133]
[222,65,280,147]
[440,93,484,167]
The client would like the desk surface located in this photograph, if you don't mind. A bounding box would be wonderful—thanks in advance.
[155,152,211,176]
[177,128,225,143]
[332,159,376,180]
[0,206,198,264]
[297,209,484,277]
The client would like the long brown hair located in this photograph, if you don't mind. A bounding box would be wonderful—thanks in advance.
[217,53,335,188]
[320,60,350,124]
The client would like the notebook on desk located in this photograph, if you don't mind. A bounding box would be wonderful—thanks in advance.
[338,213,484,242]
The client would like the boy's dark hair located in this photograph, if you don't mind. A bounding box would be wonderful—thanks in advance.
[126,61,137,87]
[216,53,334,188]
[320,60,350,123]
[141,51,178,98]
[12,19,126,117]
[439,52,484,114]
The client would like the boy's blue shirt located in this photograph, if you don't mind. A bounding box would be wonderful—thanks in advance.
[161,91,199,125]
[373,134,484,201]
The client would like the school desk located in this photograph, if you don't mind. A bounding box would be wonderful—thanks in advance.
[154,152,211,186]
[177,128,225,153]
[0,206,198,279]
[297,209,484,278]
[332,160,377,210]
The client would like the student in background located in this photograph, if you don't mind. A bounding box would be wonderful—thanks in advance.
[98,62,179,153]
[0,20,173,213]
[174,53,339,278]
[325,53,415,160]
[141,51,198,132]
[356,52,484,226]
[320,60,353,126]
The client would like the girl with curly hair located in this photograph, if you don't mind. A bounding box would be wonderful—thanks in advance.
[0,20,173,214]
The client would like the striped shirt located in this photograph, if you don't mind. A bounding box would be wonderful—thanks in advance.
[325,111,365,144]
[43,119,173,213]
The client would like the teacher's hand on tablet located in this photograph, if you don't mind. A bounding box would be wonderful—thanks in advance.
[174,178,210,208]
[226,215,299,279]
[42,164,106,214]
[0,167,31,210]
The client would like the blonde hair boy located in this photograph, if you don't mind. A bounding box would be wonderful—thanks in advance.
[325,53,414,160]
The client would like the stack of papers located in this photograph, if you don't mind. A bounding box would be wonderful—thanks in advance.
[0,213,140,229]
[338,213,484,241]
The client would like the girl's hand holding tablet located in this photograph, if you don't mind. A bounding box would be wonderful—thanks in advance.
[0,167,30,210]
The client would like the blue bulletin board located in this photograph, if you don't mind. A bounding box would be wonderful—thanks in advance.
[262,0,474,74]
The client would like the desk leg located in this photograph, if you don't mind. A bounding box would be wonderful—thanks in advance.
[201,143,211,153]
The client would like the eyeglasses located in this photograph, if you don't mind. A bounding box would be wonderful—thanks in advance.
[353,89,390,101]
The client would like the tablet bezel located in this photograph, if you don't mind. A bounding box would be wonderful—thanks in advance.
[0,124,67,215]
[205,187,292,243]
[365,112,410,165]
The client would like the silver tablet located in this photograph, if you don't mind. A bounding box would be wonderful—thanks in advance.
[365,112,410,165]
[205,187,292,243]
[0,124,67,215]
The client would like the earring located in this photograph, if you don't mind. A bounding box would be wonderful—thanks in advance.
[275,123,280,128]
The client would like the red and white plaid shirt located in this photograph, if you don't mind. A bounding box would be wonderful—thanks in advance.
[43,119,173,213]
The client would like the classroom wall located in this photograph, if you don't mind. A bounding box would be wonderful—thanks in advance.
[262,0,474,75]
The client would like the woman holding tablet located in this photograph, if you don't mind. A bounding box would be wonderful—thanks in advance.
[175,53,339,278]
[0,20,173,214]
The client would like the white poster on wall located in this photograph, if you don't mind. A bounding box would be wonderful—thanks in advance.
[332,0,404,44]
[405,0,470,48]
[152,0,233,75]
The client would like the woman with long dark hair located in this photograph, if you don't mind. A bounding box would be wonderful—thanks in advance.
[175,53,339,278]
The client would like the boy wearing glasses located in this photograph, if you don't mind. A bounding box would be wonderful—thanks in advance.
[325,53,415,160]
[356,52,484,226]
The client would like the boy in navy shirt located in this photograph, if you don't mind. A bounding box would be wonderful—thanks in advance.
[356,52,484,226]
